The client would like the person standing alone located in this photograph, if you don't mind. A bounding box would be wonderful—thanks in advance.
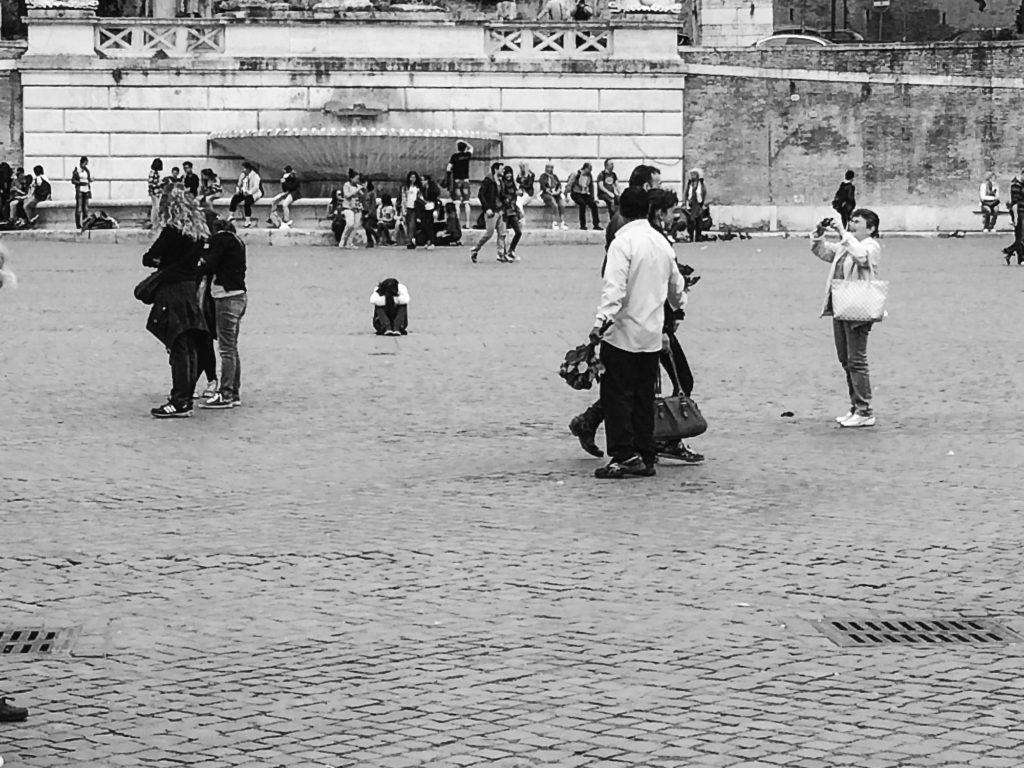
[71,156,91,231]
[588,187,688,479]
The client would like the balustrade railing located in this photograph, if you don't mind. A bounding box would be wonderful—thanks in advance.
[96,20,225,57]
[485,23,612,57]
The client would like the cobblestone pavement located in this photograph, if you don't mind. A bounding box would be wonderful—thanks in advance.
[2,235,1024,767]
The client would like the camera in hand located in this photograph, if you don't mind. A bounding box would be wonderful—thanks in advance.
[819,217,834,228]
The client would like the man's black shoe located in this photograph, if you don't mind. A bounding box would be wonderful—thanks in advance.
[0,697,28,722]
[569,414,603,458]
[594,454,655,479]
[657,441,705,463]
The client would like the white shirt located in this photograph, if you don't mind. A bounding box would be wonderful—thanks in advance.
[596,219,687,353]
[370,282,410,306]
[980,181,999,202]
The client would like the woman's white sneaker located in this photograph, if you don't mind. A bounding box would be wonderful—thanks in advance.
[840,413,876,428]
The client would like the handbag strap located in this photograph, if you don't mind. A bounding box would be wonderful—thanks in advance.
[657,335,683,397]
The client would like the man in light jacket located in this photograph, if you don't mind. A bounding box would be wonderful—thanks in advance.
[589,187,687,479]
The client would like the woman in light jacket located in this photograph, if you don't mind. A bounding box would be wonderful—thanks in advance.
[810,208,882,428]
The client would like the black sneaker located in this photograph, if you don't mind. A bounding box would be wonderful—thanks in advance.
[151,401,193,418]
[470,251,478,263]
[0,697,29,722]
[656,441,705,463]
[569,414,603,458]
[198,393,235,410]
[595,455,655,479]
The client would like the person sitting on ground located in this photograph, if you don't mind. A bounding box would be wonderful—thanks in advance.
[269,165,301,227]
[22,165,51,227]
[326,188,346,245]
[377,193,397,245]
[435,201,463,246]
[81,210,119,230]
[371,277,410,336]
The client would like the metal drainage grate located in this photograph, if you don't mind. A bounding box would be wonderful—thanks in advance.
[0,627,79,655]
[815,617,1024,647]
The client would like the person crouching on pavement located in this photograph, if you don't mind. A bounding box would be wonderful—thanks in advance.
[589,187,687,479]
[198,216,248,409]
[142,185,212,418]
[810,208,882,428]
[372,278,409,336]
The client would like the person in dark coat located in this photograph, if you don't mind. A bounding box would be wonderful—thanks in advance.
[142,184,211,418]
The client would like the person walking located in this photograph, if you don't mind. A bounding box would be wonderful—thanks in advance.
[198,216,247,409]
[980,171,1000,233]
[588,187,687,479]
[596,159,620,218]
[228,161,262,228]
[71,156,92,230]
[1005,169,1024,265]
[682,167,707,243]
[499,165,522,262]
[810,208,883,428]
[399,171,422,250]
[147,158,164,229]
[567,161,601,230]
[831,169,857,228]
[470,162,507,263]
[539,164,567,230]
[141,185,212,418]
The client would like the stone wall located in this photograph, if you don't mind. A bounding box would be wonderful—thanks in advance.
[680,43,1024,215]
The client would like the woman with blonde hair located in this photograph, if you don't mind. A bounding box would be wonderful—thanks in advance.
[141,184,212,418]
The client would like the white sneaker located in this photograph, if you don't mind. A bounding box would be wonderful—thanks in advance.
[552,222,559,230]
[840,413,876,428]
[560,222,569,230]
[835,409,854,424]
[200,379,219,398]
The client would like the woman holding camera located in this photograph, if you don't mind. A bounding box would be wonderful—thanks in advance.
[810,209,882,428]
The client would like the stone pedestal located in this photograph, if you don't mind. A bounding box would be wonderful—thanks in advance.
[25,0,98,56]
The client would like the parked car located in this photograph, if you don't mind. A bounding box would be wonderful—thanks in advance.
[945,27,1019,42]
[773,27,864,43]
[753,33,833,47]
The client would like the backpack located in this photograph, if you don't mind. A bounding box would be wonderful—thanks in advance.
[34,179,51,201]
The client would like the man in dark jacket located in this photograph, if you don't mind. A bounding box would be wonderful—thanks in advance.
[198,217,248,409]
[1006,170,1024,265]
[470,162,506,264]
[832,170,856,227]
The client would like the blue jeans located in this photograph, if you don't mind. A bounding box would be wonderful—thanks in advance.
[833,319,872,416]
[215,293,247,400]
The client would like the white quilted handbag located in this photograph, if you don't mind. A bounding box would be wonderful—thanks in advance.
[831,260,888,322]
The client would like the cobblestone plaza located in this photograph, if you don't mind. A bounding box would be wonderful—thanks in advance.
[2,237,1024,767]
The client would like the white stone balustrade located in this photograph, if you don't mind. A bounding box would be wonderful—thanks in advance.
[95,20,226,57]
[485,23,613,57]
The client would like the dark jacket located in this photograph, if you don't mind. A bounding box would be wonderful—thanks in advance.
[1011,176,1024,209]
[201,231,247,294]
[832,181,856,214]
[478,175,499,212]
[182,172,200,197]
[281,172,301,198]
[142,227,208,347]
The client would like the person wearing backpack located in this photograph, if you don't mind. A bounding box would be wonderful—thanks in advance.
[831,170,856,228]
[70,157,92,230]
[23,165,51,227]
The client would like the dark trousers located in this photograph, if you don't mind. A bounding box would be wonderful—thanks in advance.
[363,217,378,247]
[579,334,693,431]
[75,191,89,229]
[229,193,255,217]
[1014,208,1024,251]
[331,218,345,245]
[169,330,205,408]
[599,342,659,465]
[373,304,408,334]
[570,192,600,228]
[686,207,704,242]
[506,214,522,253]
[832,319,872,416]
[981,202,999,231]
[197,333,217,382]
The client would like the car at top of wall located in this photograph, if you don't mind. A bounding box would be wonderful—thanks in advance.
[753,33,834,47]
[944,27,1020,42]
[774,27,865,43]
